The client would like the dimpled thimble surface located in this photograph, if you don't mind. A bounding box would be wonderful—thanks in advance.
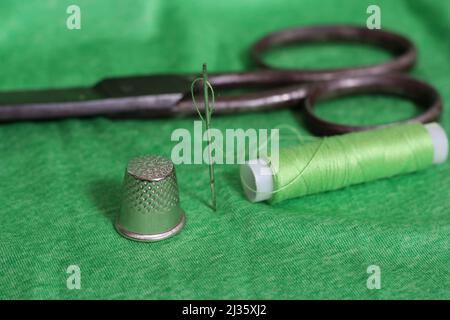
[115,155,185,241]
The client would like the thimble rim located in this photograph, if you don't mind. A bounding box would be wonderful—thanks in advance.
[115,210,185,242]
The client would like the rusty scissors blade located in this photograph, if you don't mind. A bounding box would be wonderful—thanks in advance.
[0,25,442,134]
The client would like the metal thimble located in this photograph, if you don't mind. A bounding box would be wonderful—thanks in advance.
[115,155,185,242]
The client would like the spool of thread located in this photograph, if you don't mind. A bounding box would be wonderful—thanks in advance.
[240,123,448,203]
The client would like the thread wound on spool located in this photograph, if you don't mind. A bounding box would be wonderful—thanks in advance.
[241,123,447,203]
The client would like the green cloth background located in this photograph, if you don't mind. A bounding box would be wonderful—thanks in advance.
[0,0,449,299]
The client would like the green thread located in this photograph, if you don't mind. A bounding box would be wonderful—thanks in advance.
[191,63,217,211]
[269,123,435,203]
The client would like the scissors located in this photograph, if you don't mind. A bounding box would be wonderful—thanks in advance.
[0,25,442,135]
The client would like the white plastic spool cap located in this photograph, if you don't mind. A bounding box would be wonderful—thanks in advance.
[425,122,448,164]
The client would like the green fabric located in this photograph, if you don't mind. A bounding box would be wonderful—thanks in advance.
[0,0,449,299]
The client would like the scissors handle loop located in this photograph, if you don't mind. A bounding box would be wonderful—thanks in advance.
[250,25,417,81]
